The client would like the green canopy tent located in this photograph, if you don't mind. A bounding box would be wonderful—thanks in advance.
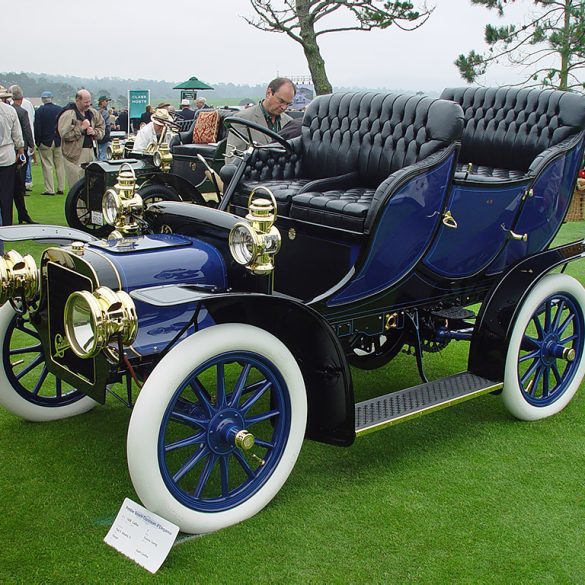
[173,76,214,102]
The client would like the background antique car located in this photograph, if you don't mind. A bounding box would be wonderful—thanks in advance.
[1,87,585,536]
[64,109,235,237]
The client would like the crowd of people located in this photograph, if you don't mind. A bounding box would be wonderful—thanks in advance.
[0,77,302,233]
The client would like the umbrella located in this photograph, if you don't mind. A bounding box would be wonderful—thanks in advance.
[173,77,214,90]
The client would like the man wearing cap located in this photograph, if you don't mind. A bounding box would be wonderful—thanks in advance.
[132,108,175,153]
[35,91,66,195]
[0,85,24,230]
[97,96,112,161]
[178,99,195,121]
[57,89,105,189]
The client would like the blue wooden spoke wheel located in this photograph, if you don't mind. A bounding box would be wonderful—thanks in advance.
[0,304,96,421]
[127,324,307,534]
[503,274,585,420]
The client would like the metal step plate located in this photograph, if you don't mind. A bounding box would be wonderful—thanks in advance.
[355,372,502,436]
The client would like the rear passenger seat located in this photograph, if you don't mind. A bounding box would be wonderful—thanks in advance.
[441,87,585,183]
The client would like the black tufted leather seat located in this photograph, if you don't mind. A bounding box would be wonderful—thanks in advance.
[230,92,464,232]
[441,87,585,183]
[169,109,233,158]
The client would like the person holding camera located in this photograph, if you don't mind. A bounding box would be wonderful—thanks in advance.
[57,89,104,189]
[0,85,24,231]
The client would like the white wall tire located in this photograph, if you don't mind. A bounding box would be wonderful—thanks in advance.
[503,274,585,421]
[0,304,97,421]
[127,323,307,534]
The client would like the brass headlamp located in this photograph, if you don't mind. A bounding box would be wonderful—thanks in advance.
[64,286,138,359]
[228,187,281,275]
[106,137,124,161]
[0,250,38,306]
[102,164,144,237]
[150,142,173,173]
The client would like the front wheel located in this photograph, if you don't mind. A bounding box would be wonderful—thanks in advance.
[65,179,112,238]
[137,183,182,206]
[0,304,97,421]
[503,274,585,421]
[127,324,307,534]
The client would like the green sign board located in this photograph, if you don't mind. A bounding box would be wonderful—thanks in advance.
[128,90,150,119]
[181,90,196,101]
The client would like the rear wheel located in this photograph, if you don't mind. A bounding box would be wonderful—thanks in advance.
[127,324,307,534]
[348,331,404,370]
[503,274,585,420]
[0,304,96,421]
[65,179,112,238]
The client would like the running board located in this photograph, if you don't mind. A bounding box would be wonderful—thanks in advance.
[355,372,502,436]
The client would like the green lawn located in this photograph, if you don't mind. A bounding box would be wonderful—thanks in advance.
[1,164,585,583]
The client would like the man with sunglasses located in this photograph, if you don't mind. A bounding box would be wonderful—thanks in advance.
[225,77,296,163]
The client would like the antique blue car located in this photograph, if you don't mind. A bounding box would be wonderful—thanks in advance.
[1,86,584,535]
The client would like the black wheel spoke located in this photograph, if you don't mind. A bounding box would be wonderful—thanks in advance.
[55,376,62,398]
[15,354,43,380]
[552,300,565,331]
[9,343,42,356]
[18,325,40,340]
[31,366,49,396]
[172,446,209,483]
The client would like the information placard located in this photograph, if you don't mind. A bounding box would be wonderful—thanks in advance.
[104,498,179,574]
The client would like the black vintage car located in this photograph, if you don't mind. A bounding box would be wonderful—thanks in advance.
[64,109,235,237]
[1,87,585,535]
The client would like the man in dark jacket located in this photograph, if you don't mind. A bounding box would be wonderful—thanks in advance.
[34,91,65,195]
[10,86,36,223]
[116,108,129,132]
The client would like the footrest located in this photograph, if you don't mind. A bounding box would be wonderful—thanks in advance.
[355,372,501,436]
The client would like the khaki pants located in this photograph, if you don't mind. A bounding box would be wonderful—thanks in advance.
[38,142,66,194]
[63,148,95,190]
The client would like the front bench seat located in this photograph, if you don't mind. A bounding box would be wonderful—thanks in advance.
[230,92,464,232]
[441,87,585,183]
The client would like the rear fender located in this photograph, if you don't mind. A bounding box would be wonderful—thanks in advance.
[468,240,585,381]
[203,294,355,446]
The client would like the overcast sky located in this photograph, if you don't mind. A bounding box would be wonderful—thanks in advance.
[7,0,536,90]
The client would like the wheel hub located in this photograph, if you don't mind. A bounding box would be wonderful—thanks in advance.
[206,409,254,455]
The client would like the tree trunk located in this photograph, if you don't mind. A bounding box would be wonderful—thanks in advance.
[558,0,571,90]
[295,0,333,94]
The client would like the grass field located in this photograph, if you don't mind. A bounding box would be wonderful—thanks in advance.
[1,164,585,583]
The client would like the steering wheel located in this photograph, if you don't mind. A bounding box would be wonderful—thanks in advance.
[224,116,293,155]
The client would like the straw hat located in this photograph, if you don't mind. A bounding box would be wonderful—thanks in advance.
[0,85,12,99]
[151,108,173,125]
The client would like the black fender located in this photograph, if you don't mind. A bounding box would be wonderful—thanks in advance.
[468,239,585,381]
[202,293,355,446]
[140,172,206,205]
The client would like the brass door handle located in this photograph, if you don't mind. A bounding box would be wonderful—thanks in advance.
[501,224,528,241]
[442,210,458,229]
